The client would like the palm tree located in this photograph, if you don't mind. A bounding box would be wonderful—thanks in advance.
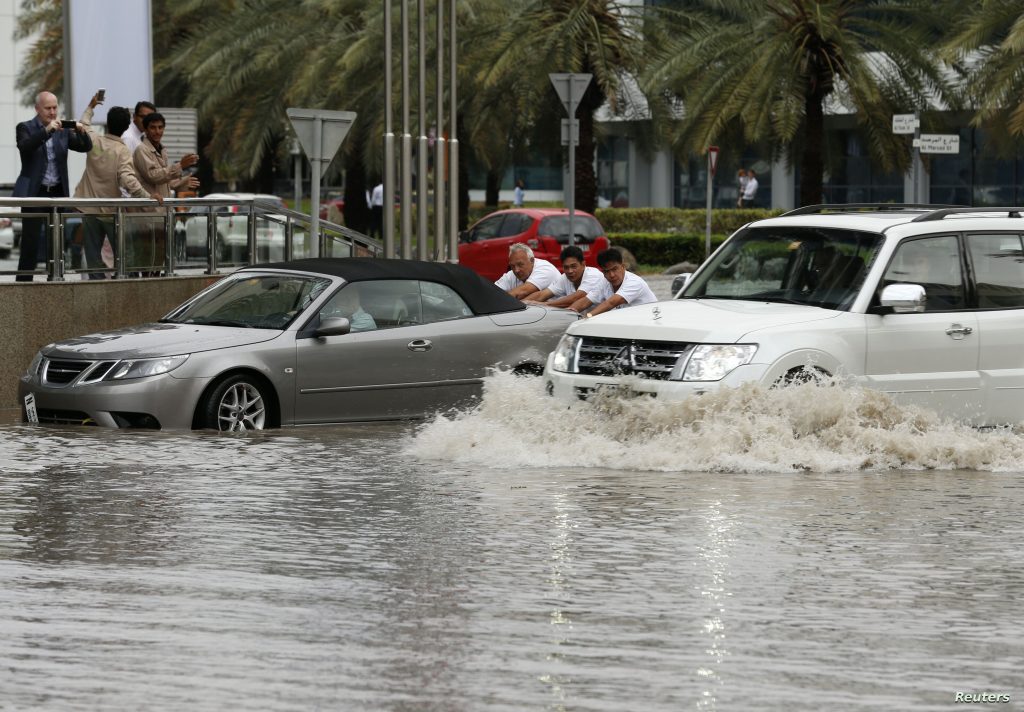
[643,0,952,206]
[14,0,69,104]
[943,1,1024,141]
[475,0,643,213]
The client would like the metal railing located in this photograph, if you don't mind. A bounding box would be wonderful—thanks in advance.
[0,196,382,281]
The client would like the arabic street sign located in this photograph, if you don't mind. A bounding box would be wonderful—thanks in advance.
[892,114,920,135]
[913,134,960,154]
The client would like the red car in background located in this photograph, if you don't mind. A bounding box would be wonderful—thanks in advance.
[458,208,610,281]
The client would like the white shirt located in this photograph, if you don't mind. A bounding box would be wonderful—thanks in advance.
[370,183,384,207]
[495,258,560,292]
[122,123,144,154]
[743,176,759,201]
[586,271,658,308]
[549,266,604,298]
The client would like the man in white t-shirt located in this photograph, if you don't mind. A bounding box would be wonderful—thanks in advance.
[742,169,759,207]
[572,247,657,317]
[525,245,605,311]
[494,243,561,299]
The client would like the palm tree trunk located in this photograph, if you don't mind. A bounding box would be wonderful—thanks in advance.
[485,170,501,207]
[343,151,370,234]
[800,91,825,206]
[575,109,597,213]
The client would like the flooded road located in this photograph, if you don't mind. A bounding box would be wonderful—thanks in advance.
[1,377,1022,710]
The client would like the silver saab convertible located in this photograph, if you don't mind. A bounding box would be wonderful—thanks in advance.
[19,258,578,430]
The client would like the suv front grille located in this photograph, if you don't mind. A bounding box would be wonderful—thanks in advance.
[578,337,693,380]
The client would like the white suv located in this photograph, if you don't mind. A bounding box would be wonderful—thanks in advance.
[545,205,1024,425]
[175,192,288,263]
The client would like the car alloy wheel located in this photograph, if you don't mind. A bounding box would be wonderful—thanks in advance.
[204,375,267,431]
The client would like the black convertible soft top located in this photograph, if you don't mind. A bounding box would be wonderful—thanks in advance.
[251,258,527,315]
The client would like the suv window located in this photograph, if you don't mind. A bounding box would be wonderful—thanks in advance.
[683,226,881,310]
[967,233,1024,308]
[882,235,965,311]
[538,215,603,241]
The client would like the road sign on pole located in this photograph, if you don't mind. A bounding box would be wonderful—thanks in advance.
[705,147,717,259]
[892,114,920,135]
[550,73,592,247]
[913,134,960,154]
[287,108,357,257]
[560,119,579,146]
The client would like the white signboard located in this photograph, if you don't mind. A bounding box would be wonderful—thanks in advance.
[892,114,920,134]
[913,134,960,154]
[66,0,153,125]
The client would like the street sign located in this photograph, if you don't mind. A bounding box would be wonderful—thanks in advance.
[549,73,593,117]
[560,119,579,146]
[708,145,719,177]
[913,134,960,154]
[892,114,920,134]
[287,108,357,177]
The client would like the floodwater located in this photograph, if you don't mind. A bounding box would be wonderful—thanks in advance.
[1,374,1022,711]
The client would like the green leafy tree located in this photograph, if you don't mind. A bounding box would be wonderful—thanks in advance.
[14,0,64,105]
[943,1,1024,142]
[643,0,952,205]
[475,0,643,213]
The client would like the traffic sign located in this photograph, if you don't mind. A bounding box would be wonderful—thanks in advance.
[561,119,579,146]
[892,114,920,134]
[287,108,357,177]
[708,145,719,177]
[549,73,593,117]
[913,134,960,154]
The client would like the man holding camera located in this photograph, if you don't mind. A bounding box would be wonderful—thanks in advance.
[12,91,93,281]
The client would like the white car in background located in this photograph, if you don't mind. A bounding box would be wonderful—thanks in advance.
[176,192,288,263]
[0,216,14,260]
[545,205,1024,426]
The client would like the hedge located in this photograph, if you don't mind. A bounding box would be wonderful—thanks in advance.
[595,207,781,234]
[607,232,730,266]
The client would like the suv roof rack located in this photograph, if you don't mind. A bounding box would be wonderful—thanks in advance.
[782,203,962,216]
[911,207,1024,222]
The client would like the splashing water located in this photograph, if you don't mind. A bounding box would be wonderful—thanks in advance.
[406,372,1024,473]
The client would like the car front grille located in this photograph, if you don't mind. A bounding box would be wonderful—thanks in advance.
[578,337,694,380]
[35,408,97,426]
[41,359,119,386]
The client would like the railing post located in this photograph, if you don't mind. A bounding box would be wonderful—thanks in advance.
[164,205,175,276]
[206,205,217,275]
[285,217,294,261]
[115,208,126,279]
[49,206,64,281]
[247,201,257,264]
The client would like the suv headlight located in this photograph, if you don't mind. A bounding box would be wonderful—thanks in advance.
[678,344,757,381]
[551,334,581,373]
[105,355,189,380]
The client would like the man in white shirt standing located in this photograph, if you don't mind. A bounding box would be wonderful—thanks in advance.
[494,243,561,299]
[742,168,759,208]
[573,247,657,317]
[525,245,605,311]
[122,101,156,154]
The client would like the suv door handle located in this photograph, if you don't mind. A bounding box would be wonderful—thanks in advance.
[407,339,432,352]
[945,324,973,339]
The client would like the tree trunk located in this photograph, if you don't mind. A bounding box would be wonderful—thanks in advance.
[343,152,370,234]
[800,90,825,206]
[485,169,501,208]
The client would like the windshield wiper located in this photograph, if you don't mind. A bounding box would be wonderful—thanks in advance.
[189,318,252,328]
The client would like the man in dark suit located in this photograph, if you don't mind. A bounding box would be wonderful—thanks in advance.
[13,91,93,281]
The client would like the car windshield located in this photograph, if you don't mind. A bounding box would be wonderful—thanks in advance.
[681,226,884,310]
[162,273,331,329]
[537,215,604,241]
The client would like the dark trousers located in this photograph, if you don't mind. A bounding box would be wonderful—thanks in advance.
[16,184,63,282]
[83,215,116,280]
[370,205,383,239]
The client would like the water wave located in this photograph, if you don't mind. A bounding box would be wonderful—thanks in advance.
[406,372,1024,473]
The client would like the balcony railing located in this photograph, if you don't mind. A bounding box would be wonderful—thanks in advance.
[0,196,382,281]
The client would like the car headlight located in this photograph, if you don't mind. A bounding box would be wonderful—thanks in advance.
[104,355,189,380]
[551,334,581,373]
[678,344,757,381]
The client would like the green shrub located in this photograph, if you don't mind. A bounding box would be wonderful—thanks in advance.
[596,207,780,234]
[607,232,730,265]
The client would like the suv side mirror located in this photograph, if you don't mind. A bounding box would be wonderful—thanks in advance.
[672,272,692,298]
[880,283,926,313]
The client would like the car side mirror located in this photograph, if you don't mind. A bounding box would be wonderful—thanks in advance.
[671,272,692,298]
[880,283,926,313]
[316,316,351,337]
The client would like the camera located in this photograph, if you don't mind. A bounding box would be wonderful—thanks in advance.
[60,119,76,129]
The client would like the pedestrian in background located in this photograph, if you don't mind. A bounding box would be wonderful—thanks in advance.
[122,100,156,155]
[74,94,162,278]
[513,178,525,207]
[742,169,759,208]
[133,111,199,274]
[736,168,748,207]
[369,181,384,239]
[12,91,93,281]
